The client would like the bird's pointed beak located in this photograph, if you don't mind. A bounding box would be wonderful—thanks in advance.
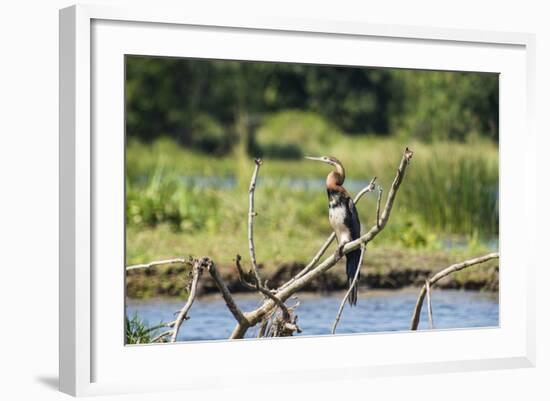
[305,156,325,162]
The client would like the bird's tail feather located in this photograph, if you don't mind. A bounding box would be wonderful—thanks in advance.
[346,248,361,306]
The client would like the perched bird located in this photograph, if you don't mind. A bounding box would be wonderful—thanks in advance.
[305,156,362,306]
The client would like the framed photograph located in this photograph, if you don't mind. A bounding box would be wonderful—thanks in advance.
[59,4,536,396]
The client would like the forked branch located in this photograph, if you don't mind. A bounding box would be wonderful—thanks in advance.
[230,148,414,338]
[169,259,204,342]
[148,257,206,343]
[238,158,299,335]
[235,255,291,321]
[410,252,499,330]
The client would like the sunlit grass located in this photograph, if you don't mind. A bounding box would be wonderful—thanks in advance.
[126,136,498,236]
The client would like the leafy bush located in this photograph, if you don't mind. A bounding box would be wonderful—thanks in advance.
[255,110,342,158]
[126,56,498,147]
[190,113,235,155]
[389,70,498,142]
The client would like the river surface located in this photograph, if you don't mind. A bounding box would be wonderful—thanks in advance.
[126,288,498,342]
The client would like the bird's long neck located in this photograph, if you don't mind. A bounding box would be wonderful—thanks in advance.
[326,163,347,195]
[334,162,345,182]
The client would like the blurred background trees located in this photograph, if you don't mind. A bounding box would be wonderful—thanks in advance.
[126,56,498,156]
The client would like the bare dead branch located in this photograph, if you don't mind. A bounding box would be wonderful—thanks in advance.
[425,279,433,329]
[248,158,263,286]
[376,185,383,228]
[235,255,291,320]
[169,259,204,342]
[127,256,252,341]
[291,234,336,282]
[205,258,247,326]
[231,148,414,338]
[257,317,270,338]
[410,252,499,330]
[270,314,302,337]
[234,254,257,290]
[143,258,206,343]
[331,243,367,334]
[230,322,251,339]
[126,258,189,271]
[354,176,378,203]
[238,159,303,337]
[258,287,291,320]
[283,176,378,287]
[151,329,173,343]
[378,147,413,230]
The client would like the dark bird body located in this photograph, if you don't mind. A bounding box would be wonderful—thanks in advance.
[306,156,362,306]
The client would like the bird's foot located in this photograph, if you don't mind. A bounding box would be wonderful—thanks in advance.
[334,244,345,259]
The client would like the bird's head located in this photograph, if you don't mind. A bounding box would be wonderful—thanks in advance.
[304,156,342,167]
[306,156,346,185]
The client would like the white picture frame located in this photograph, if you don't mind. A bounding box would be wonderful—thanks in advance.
[59,3,536,397]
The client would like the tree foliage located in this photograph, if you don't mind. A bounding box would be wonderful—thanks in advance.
[126,56,498,155]
[389,69,498,142]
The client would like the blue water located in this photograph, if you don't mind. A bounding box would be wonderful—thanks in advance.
[136,174,375,193]
[126,289,498,342]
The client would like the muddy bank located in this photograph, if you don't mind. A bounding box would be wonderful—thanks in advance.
[126,249,499,299]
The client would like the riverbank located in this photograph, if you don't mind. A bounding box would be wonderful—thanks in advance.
[126,248,499,299]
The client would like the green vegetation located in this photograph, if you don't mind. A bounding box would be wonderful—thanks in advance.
[126,57,498,151]
[255,110,341,158]
[125,313,166,344]
[390,70,498,142]
[126,134,498,270]
[125,57,499,298]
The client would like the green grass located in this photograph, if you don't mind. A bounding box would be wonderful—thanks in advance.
[125,313,167,344]
[125,135,498,270]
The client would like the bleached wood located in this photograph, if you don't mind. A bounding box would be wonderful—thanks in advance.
[426,279,433,329]
[248,158,263,286]
[410,252,499,330]
[126,258,188,271]
[169,260,204,342]
[206,258,247,325]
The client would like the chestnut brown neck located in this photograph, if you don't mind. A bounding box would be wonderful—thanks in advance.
[326,162,347,194]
